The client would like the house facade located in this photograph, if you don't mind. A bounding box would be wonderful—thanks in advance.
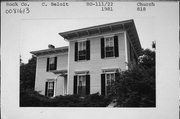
[31,19,142,97]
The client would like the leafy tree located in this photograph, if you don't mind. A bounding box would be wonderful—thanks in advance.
[20,55,36,90]
[139,48,155,69]
[110,48,156,107]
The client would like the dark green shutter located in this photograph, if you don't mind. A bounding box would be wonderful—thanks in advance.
[75,42,78,61]
[74,75,77,95]
[101,74,105,95]
[46,58,49,72]
[114,36,119,57]
[101,38,105,58]
[86,40,90,60]
[45,82,48,96]
[54,57,57,70]
[86,75,90,95]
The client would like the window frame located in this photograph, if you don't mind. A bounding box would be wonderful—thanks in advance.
[104,36,115,58]
[78,41,87,61]
[47,57,57,71]
[105,72,116,96]
[77,74,86,96]
[46,81,55,98]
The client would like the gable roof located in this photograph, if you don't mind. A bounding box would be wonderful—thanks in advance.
[30,46,68,56]
[59,19,142,56]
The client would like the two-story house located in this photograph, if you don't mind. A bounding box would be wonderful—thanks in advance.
[31,19,142,97]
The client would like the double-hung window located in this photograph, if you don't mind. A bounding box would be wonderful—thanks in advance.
[46,57,57,71]
[78,41,86,60]
[75,40,90,61]
[105,37,114,57]
[45,81,55,97]
[101,35,119,59]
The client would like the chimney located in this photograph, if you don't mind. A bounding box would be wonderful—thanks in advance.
[48,44,55,49]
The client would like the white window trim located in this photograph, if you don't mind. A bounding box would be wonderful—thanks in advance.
[75,70,89,75]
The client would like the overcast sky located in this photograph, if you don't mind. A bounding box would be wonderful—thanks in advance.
[20,18,155,63]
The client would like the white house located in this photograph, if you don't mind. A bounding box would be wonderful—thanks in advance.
[31,19,142,97]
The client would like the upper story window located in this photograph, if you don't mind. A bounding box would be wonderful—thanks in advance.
[105,37,115,57]
[47,57,57,71]
[78,41,86,60]
[75,40,90,61]
[101,35,119,59]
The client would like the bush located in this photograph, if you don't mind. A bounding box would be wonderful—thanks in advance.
[20,90,111,107]
[113,66,155,107]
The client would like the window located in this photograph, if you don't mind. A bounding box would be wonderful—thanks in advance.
[101,73,117,96]
[105,37,114,57]
[46,57,57,71]
[77,75,86,96]
[45,81,55,97]
[106,73,115,95]
[75,40,90,61]
[74,74,90,96]
[101,35,119,59]
[78,41,86,60]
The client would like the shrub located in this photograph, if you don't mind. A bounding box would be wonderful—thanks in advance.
[113,66,155,107]
[20,90,111,107]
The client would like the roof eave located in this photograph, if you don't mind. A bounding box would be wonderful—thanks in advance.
[59,19,134,40]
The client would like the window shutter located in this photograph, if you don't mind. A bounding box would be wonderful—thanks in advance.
[73,75,77,95]
[114,35,119,57]
[86,40,90,60]
[55,57,57,70]
[75,42,78,61]
[101,38,105,58]
[101,74,105,95]
[86,75,90,95]
[52,82,55,97]
[45,82,48,96]
[46,58,49,72]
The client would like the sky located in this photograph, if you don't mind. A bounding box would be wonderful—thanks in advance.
[20,18,155,63]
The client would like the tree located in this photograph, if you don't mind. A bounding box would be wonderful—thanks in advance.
[111,48,156,107]
[20,55,36,90]
[139,48,155,69]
